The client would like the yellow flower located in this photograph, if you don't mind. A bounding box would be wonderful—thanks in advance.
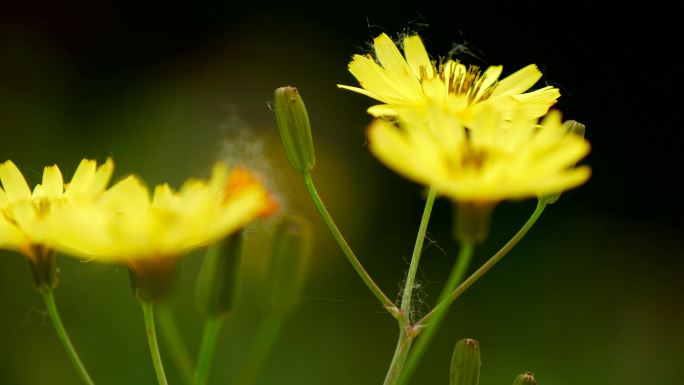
[0,158,113,259]
[47,163,277,263]
[338,33,560,124]
[367,104,591,203]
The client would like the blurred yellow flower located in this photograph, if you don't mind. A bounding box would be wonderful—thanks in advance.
[0,158,113,260]
[338,33,559,124]
[47,163,277,263]
[367,105,591,203]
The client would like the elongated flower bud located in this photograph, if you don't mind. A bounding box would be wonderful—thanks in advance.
[539,120,587,204]
[262,215,312,316]
[195,232,243,316]
[512,372,537,385]
[450,338,481,385]
[274,86,316,173]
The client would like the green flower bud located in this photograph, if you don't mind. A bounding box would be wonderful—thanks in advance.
[274,86,316,174]
[450,338,481,385]
[539,120,586,204]
[129,258,178,303]
[195,232,243,316]
[512,372,537,385]
[454,202,494,244]
[262,215,312,316]
[26,245,58,292]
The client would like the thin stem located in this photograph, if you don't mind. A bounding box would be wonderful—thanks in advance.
[194,316,224,385]
[382,329,415,385]
[399,200,547,385]
[399,243,475,385]
[302,172,398,316]
[157,305,195,385]
[141,301,169,385]
[401,187,437,321]
[417,200,547,327]
[237,316,283,385]
[40,290,96,385]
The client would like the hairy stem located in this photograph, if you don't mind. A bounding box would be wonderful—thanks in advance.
[401,187,437,321]
[399,243,475,385]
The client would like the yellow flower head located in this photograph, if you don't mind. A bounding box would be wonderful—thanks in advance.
[0,158,113,260]
[368,105,591,203]
[338,33,560,124]
[47,163,277,264]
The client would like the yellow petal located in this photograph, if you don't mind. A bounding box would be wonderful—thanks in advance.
[532,166,592,196]
[403,35,434,79]
[0,188,10,208]
[101,175,150,212]
[66,159,96,195]
[0,215,28,251]
[477,65,503,99]
[33,165,64,200]
[373,33,421,91]
[337,84,382,100]
[90,158,114,195]
[347,55,416,104]
[491,64,542,97]
[368,120,437,185]
[510,86,560,118]
[367,104,400,117]
[0,161,32,202]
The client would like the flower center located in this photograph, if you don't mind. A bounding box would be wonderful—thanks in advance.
[421,61,498,105]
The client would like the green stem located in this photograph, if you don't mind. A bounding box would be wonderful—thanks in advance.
[157,305,195,385]
[193,316,224,385]
[382,187,436,385]
[401,187,437,321]
[302,172,398,316]
[40,290,96,385]
[141,301,170,385]
[399,200,547,385]
[417,200,547,327]
[398,243,475,385]
[382,329,415,385]
[237,316,283,385]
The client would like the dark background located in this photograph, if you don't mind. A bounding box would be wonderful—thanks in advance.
[1,3,681,385]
